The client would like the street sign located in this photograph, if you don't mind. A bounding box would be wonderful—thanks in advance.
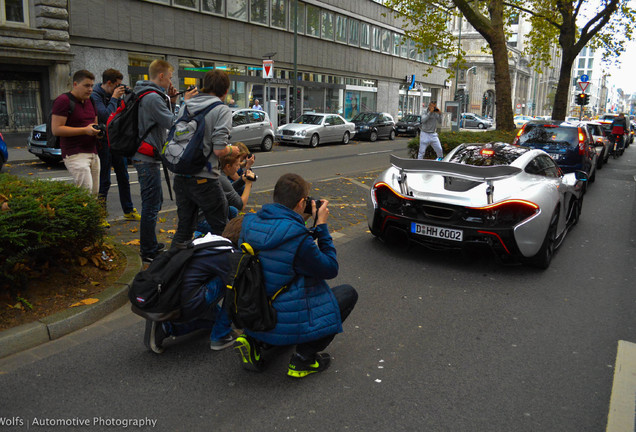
[263,59,274,79]
[580,74,589,82]
[578,82,590,92]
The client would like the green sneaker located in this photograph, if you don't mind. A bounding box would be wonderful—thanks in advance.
[287,352,331,378]
[124,208,141,221]
[233,335,264,372]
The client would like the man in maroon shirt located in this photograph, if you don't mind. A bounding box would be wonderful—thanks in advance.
[51,69,101,194]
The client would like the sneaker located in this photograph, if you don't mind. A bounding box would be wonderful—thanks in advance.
[100,219,111,229]
[140,243,166,263]
[287,352,331,378]
[143,320,167,354]
[124,208,141,221]
[210,330,240,351]
[233,334,264,371]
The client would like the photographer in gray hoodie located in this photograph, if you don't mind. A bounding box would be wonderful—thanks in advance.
[171,70,241,247]
[418,101,444,160]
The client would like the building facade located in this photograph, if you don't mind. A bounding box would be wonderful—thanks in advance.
[570,46,609,117]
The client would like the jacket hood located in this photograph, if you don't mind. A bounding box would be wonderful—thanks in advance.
[182,94,224,115]
[245,203,307,251]
[133,80,165,95]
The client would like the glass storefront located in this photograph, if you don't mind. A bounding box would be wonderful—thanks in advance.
[344,90,377,120]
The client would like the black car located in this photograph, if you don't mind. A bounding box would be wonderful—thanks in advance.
[395,114,421,137]
[513,120,597,183]
[351,112,396,141]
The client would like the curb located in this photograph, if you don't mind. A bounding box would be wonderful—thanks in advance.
[0,245,142,359]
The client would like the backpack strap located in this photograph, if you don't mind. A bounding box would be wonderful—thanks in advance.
[65,92,77,117]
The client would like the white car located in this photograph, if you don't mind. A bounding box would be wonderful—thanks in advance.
[276,113,355,148]
[513,115,534,128]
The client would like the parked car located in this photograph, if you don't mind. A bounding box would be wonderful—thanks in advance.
[565,116,579,123]
[0,132,8,171]
[230,108,275,152]
[514,115,534,128]
[461,113,493,129]
[351,112,396,141]
[395,114,421,137]
[512,120,597,184]
[580,121,610,168]
[28,124,62,164]
[367,143,587,268]
[276,113,355,148]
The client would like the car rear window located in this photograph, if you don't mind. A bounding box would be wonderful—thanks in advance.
[448,144,528,166]
[518,124,578,147]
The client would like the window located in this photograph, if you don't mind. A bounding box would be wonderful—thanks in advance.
[507,33,518,48]
[587,58,594,69]
[228,0,248,21]
[202,0,223,14]
[348,19,359,46]
[174,0,198,9]
[381,29,391,54]
[306,4,320,37]
[372,27,381,51]
[408,39,416,59]
[360,23,370,48]
[233,111,250,126]
[2,0,27,24]
[292,2,304,33]
[271,0,287,29]
[510,12,519,25]
[250,111,266,123]
[393,33,402,56]
[250,0,268,25]
[578,58,585,68]
[336,15,347,43]
[321,10,334,40]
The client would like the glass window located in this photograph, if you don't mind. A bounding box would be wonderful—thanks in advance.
[303,87,324,112]
[174,0,198,9]
[249,111,266,123]
[372,27,381,51]
[306,4,320,37]
[381,29,391,54]
[408,39,416,59]
[271,0,287,29]
[348,19,359,46]
[360,23,370,49]
[326,88,342,114]
[336,15,347,43]
[321,11,334,40]
[202,0,223,14]
[291,2,305,33]
[228,0,248,21]
[578,58,585,68]
[250,0,269,25]
[393,33,401,56]
[233,111,250,126]
[4,0,27,23]
[587,58,594,69]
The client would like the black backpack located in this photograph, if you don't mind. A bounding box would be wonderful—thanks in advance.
[129,239,233,322]
[162,101,223,174]
[224,242,292,332]
[107,89,160,158]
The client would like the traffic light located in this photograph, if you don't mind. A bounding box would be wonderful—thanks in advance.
[576,93,586,106]
[583,93,590,105]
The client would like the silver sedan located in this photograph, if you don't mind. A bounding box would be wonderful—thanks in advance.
[276,113,356,148]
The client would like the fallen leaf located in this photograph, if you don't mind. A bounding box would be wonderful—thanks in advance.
[159,229,165,233]
[124,239,140,246]
[70,298,99,307]
[89,281,100,286]
[80,288,88,293]
[78,257,88,266]
[28,173,34,176]
[158,217,166,223]
[129,228,139,233]
[167,229,176,234]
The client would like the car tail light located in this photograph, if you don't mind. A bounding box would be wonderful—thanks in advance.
[512,125,525,145]
[372,182,414,212]
[578,128,586,155]
[466,199,539,226]
[270,121,273,128]
[481,148,495,156]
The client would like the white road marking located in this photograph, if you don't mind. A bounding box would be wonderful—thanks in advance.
[606,340,636,432]
[357,150,394,156]
[255,159,312,168]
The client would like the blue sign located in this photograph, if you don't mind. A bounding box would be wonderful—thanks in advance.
[407,74,416,90]
[580,74,589,83]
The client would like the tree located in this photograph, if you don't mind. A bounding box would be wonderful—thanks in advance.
[383,0,518,130]
[515,0,635,120]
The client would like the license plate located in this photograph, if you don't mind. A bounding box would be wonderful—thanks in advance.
[397,128,406,132]
[411,222,463,242]
[281,136,293,141]
[31,147,43,154]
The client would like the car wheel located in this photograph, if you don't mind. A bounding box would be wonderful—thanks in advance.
[342,131,350,144]
[597,155,603,169]
[478,123,485,129]
[260,135,273,152]
[389,129,396,140]
[369,130,378,142]
[309,134,319,148]
[531,209,559,269]
[589,167,596,183]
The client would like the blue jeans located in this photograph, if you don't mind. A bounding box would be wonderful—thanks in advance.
[133,161,163,256]
[98,143,134,214]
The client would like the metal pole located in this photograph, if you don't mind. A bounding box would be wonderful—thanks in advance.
[292,0,298,121]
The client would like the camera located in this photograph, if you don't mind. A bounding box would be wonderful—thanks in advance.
[176,85,197,97]
[92,123,107,138]
[244,171,258,182]
[304,196,323,214]
[117,84,132,94]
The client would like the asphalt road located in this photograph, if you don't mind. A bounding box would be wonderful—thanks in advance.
[0,138,634,431]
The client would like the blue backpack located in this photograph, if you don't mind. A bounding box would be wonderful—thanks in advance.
[161,101,223,175]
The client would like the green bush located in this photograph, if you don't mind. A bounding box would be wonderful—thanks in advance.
[0,174,106,290]
[407,129,519,158]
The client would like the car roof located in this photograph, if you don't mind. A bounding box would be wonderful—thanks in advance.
[524,119,578,128]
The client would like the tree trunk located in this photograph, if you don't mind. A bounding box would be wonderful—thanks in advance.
[552,51,575,121]
[490,37,515,130]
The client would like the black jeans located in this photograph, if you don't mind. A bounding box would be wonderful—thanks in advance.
[296,284,358,358]
[172,175,227,246]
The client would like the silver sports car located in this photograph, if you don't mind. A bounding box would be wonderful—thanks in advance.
[366,142,588,268]
[276,113,356,148]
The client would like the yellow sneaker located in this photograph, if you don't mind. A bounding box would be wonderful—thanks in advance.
[124,208,141,221]
[100,219,111,229]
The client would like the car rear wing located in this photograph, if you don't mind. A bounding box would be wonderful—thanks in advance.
[390,155,522,204]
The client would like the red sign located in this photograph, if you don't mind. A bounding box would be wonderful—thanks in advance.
[578,82,589,92]
[263,60,274,79]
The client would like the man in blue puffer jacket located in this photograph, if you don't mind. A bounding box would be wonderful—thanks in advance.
[234,173,358,378]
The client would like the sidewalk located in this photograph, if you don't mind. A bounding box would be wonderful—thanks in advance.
[0,170,380,359]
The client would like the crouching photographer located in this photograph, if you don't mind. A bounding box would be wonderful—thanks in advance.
[219,150,255,220]
[233,173,358,379]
